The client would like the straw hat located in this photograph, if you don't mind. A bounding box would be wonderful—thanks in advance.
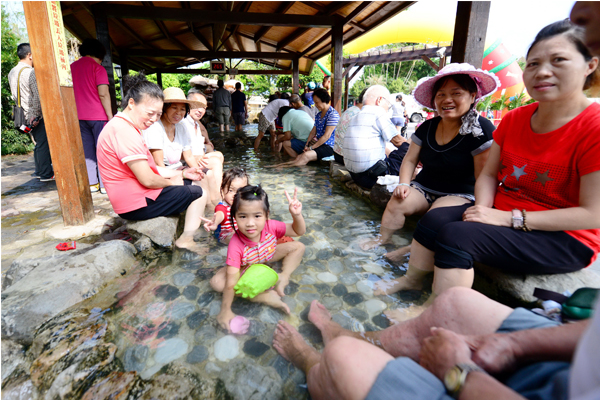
[412,63,501,109]
[162,87,203,109]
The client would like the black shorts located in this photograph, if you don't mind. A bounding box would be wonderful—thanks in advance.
[313,144,334,160]
[386,142,409,176]
[350,160,388,189]
[119,180,203,220]
[413,203,594,273]
[334,151,344,165]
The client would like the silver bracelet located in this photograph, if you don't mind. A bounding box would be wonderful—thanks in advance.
[398,183,411,187]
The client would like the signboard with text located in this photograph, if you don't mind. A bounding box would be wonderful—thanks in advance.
[46,1,72,87]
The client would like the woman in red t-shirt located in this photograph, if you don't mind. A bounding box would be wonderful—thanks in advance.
[378,20,600,321]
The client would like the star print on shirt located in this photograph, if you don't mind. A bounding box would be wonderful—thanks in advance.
[511,164,527,181]
[533,170,554,187]
[501,175,520,193]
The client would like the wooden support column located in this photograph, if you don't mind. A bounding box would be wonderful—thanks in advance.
[292,59,300,95]
[156,72,163,89]
[344,74,350,111]
[451,1,490,68]
[93,5,117,115]
[23,2,94,225]
[119,50,130,77]
[330,20,343,114]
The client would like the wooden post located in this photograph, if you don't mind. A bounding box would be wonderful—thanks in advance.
[157,72,163,89]
[292,59,300,95]
[23,2,94,225]
[330,21,343,114]
[344,74,350,111]
[92,5,117,115]
[451,1,490,68]
[119,49,130,77]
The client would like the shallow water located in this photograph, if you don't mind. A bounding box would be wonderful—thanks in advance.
[77,125,426,397]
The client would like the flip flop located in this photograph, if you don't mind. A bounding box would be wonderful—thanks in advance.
[56,241,76,251]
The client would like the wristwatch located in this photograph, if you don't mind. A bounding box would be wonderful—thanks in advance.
[511,209,524,230]
[444,363,485,398]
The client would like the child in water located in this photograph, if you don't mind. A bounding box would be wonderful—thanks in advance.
[210,185,306,332]
[202,168,249,244]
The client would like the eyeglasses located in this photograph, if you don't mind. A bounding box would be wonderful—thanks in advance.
[379,96,392,109]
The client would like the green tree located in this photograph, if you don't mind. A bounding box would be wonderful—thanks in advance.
[476,96,493,112]
[1,3,33,155]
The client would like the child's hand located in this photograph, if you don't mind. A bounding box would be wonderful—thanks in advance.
[200,216,217,232]
[285,188,302,216]
[217,309,236,332]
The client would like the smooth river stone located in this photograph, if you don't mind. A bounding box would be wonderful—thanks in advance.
[299,275,316,285]
[343,292,364,306]
[154,338,189,364]
[169,302,196,320]
[195,324,217,343]
[297,292,321,302]
[214,335,239,361]
[362,264,385,275]
[172,272,195,287]
[327,260,344,274]
[154,285,180,301]
[183,285,199,300]
[209,300,222,316]
[197,292,215,308]
[332,284,348,297]
[356,280,374,296]
[321,295,343,311]
[365,299,388,315]
[339,272,360,285]
[187,345,209,364]
[317,272,338,283]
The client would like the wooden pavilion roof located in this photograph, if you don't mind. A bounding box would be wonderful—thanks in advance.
[60,1,414,75]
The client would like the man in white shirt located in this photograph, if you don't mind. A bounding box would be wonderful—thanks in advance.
[254,97,289,151]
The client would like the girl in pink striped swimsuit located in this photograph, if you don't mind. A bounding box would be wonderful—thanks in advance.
[210,185,306,332]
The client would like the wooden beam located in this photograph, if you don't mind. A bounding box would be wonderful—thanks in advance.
[126,49,299,60]
[97,3,336,27]
[301,1,327,13]
[156,72,163,89]
[156,68,293,75]
[23,2,94,225]
[325,1,353,16]
[344,74,350,110]
[62,14,93,41]
[420,55,440,72]
[343,1,373,24]
[191,30,213,52]
[451,1,490,68]
[342,62,356,79]
[253,2,296,42]
[234,34,246,52]
[348,65,364,81]
[342,46,452,67]
[348,20,366,32]
[331,22,343,114]
[292,59,300,94]
[111,18,152,48]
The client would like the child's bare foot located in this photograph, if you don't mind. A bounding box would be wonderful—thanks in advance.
[273,321,321,374]
[384,305,427,324]
[373,275,423,296]
[253,290,290,314]
[384,245,412,262]
[275,276,290,297]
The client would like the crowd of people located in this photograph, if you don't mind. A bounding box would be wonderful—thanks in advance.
[8,2,600,399]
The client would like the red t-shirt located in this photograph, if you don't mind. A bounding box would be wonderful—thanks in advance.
[215,201,238,240]
[226,220,287,270]
[493,102,600,259]
[97,112,162,214]
[71,56,109,121]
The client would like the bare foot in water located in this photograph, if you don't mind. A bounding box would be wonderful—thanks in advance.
[307,300,348,344]
[384,305,427,324]
[360,238,384,251]
[175,233,205,254]
[373,274,423,296]
[252,290,291,314]
[384,245,411,262]
[274,276,289,298]
[273,321,321,374]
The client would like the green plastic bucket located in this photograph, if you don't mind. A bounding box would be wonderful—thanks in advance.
[234,264,279,299]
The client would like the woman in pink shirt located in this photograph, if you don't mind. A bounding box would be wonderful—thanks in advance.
[97,73,209,250]
[71,39,113,194]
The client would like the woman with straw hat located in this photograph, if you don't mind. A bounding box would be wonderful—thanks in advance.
[363,63,500,253]
[144,87,219,206]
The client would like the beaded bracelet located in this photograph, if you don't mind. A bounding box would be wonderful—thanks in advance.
[398,183,411,187]
[522,209,532,232]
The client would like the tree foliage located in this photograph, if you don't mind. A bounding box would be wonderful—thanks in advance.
[1,3,33,155]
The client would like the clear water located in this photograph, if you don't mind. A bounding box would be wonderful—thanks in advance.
[93,124,424,397]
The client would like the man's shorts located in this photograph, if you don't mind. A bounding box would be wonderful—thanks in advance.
[232,112,245,125]
[215,107,231,124]
[366,308,568,400]
[312,144,334,160]
[290,138,306,154]
[258,112,275,133]
[391,117,405,127]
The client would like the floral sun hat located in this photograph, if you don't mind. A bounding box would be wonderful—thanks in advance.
[412,63,501,110]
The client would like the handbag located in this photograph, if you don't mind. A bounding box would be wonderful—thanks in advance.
[533,287,599,321]
[12,67,30,130]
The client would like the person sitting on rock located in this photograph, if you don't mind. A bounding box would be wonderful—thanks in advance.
[377,20,600,323]
[343,85,409,190]
[272,287,600,400]
[97,73,208,250]
[274,106,315,159]
[332,88,367,165]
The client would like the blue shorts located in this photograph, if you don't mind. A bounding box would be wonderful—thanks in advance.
[391,117,405,127]
[366,308,568,400]
[290,138,306,154]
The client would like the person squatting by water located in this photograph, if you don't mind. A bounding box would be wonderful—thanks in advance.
[210,185,306,332]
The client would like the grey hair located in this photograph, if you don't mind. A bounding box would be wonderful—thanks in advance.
[290,94,302,104]
[187,88,202,98]
[364,85,391,101]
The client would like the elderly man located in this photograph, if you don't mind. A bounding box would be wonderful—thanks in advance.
[343,85,408,189]
[213,79,231,132]
[290,94,315,119]
[182,91,225,205]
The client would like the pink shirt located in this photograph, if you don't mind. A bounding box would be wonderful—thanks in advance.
[97,112,162,214]
[71,56,109,121]
[226,220,287,269]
